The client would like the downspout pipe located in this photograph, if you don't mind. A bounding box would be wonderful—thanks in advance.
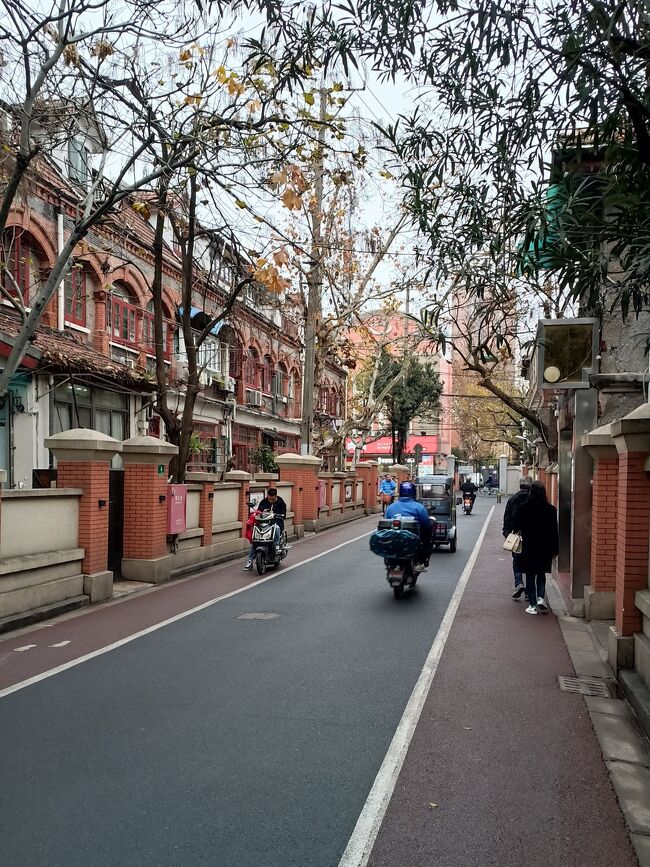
[56,207,64,331]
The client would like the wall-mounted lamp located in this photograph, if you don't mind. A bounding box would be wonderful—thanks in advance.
[98,499,107,509]
[159,494,167,503]
[208,492,214,500]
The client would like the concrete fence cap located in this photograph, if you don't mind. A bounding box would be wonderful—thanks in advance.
[121,435,178,457]
[611,402,650,454]
[44,428,122,462]
[275,452,322,468]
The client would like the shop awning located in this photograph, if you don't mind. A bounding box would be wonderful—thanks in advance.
[263,428,282,441]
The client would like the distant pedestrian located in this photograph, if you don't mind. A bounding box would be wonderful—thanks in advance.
[379,473,396,514]
[513,481,559,615]
[503,476,533,599]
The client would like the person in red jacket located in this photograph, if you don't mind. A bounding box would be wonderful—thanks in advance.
[244,510,260,570]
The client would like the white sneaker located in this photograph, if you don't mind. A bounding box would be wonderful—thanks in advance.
[525,604,538,615]
[537,598,548,611]
[244,561,253,571]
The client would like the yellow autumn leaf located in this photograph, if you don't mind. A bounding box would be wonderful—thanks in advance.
[247,99,262,113]
[234,199,247,209]
[303,92,315,106]
[273,247,290,267]
[131,201,151,220]
[179,49,192,61]
[281,188,302,210]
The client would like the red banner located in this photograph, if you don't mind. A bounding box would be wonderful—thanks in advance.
[346,435,439,455]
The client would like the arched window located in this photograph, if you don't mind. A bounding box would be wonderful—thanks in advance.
[143,299,171,358]
[1,228,46,305]
[262,355,274,394]
[274,361,288,397]
[108,281,138,345]
[64,261,91,327]
[244,347,261,388]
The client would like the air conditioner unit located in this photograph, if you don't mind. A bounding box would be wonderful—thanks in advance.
[211,372,225,387]
[276,395,288,403]
[224,376,236,392]
[246,389,262,407]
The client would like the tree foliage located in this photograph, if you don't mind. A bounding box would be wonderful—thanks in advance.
[374,348,442,464]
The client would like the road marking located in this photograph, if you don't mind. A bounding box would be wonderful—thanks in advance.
[13,645,37,653]
[0,527,374,700]
[49,641,71,648]
[339,507,495,867]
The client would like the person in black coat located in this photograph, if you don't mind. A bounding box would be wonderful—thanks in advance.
[513,481,559,615]
[503,476,533,598]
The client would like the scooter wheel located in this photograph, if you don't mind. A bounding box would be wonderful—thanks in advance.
[393,584,404,600]
[255,550,266,575]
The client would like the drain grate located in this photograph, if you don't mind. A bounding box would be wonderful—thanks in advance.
[237,612,280,620]
[558,675,612,697]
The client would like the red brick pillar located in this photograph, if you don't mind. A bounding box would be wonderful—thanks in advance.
[355,461,379,514]
[609,405,650,672]
[225,470,253,538]
[582,424,618,620]
[276,453,322,533]
[121,435,178,583]
[44,429,121,603]
[186,472,218,547]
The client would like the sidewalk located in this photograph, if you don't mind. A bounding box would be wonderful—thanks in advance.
[367,505,649,867]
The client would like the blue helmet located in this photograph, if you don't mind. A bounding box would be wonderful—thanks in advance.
[399,481,416,499]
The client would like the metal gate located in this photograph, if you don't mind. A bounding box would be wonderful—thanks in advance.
[108,469,124,579]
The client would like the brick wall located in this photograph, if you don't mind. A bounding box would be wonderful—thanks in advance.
[615,452,650,636]
[591,457,618,593]
[57,460,109,575]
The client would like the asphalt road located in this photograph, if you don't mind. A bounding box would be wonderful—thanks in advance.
[0,504,489,867]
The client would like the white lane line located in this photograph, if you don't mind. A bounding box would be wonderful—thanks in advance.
[13,645,37,653]
[0,527,374,700]
[48,641,71,648]
[339,507,495,867]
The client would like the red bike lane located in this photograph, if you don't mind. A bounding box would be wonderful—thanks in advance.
[365,506,637,867]
[0,515,376,695]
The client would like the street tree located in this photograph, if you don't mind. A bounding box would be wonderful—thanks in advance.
[373,347,442,464]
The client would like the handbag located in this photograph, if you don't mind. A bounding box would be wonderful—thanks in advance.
[503,532,523,554]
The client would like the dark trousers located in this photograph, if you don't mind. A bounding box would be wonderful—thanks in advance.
[512,552,524,588]
[525,571,546,605]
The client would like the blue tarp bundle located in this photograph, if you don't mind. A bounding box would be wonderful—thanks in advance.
[369,529,419,559]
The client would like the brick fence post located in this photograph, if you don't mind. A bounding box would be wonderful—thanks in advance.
[609,405,650,673]
[186,472,219,547]
[44,429,121,603]
[276,453,322,534]
[355,461,379,514]
[120,435,178,584]
[0,468,5,549]
[581,423,618,621]
[388,464,410,486]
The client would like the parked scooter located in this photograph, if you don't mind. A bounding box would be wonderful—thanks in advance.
[369,515,427,599]
[250,510,288,574]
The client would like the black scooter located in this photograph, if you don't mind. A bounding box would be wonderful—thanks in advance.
[250,510,288,574]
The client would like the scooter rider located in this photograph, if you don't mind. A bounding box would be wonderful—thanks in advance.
[244,487,287,571]
[460,477,478,505]
[385,481,434,569]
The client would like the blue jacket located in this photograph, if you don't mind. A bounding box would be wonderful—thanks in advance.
[379,478,396,495]
[385,497,430,533]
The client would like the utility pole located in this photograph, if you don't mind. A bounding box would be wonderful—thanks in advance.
[300,87,327,454]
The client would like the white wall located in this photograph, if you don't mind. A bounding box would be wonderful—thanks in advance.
[1,491,79,558]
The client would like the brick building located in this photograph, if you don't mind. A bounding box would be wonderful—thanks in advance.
[0,120,346,487]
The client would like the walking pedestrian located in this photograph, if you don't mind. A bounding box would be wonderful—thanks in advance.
[379,473,396,514]
[513,480,559,615]
[503,476,533,599]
